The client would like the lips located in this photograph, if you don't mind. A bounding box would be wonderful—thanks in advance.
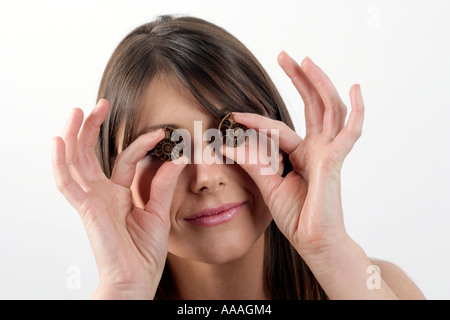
[185,202,245,227]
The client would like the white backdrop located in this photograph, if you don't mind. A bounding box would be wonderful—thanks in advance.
[1,0,449,299]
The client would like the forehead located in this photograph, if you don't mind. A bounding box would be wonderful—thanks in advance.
[139,73,218,131]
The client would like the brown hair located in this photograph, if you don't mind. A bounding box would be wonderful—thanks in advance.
[95,15,327,300]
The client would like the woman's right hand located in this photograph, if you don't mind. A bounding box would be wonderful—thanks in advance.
[52,99,187,299]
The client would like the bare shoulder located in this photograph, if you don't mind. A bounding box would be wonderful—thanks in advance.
[369,257,426,299]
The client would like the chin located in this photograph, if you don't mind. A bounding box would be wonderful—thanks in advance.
[201,236,256,265]
[168,214,271,266]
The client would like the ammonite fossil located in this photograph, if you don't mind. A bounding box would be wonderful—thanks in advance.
[219,113,248,148]
[148,113,247,162]
[147,127,184,162]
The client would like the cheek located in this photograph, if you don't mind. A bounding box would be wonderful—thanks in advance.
[167,165,273,263]
[247,178,273,228]
[232,165,273,233]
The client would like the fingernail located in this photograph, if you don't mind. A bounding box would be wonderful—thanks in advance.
[151,128,163,135]
[304,56,313,64]
[94,100,102,111]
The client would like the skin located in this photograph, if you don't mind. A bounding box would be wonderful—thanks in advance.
[52,52,425,299]
[130,74,275,299]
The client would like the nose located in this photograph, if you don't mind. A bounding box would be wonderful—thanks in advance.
[183,124,229,194]
[188,161,228,194]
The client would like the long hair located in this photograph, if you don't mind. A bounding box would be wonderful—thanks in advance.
[95,15,327,300]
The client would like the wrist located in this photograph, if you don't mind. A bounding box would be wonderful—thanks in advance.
[300,237,397,299]
[92,282,157,300]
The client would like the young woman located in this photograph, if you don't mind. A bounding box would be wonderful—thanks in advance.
[52,15,425,299]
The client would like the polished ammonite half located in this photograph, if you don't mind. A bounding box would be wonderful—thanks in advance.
[148,113,247,162]
[218,113,247,148]
[147,127,184,162]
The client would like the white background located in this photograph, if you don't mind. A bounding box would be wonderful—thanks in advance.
[1,0,449,299]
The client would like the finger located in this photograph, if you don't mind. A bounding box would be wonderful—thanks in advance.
[300,57,347,139]
[231,112,303,154]
[61,108,93,188]
[62,108,84,166]
[278,51,325,134]
[333,84,365,157]
[110,129,165,188]
[52,137,87,210]
[220,142,283,207]
[143,156,189,221]
[76,99,110,180]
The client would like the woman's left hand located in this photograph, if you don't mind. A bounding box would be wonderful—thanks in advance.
[223,52,364,266]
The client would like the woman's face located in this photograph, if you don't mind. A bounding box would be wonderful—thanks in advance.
[130,74,274,264]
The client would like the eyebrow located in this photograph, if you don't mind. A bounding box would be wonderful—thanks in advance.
[136,124,181,137]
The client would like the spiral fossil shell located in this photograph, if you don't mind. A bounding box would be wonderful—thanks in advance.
[148,127,184,162]
[148,114,247,162]
[219,113,247,148]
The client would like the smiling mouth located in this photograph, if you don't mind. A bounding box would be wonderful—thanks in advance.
[185,202,245,227]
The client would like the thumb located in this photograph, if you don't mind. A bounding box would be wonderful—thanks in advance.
[220,142,283,207]
[144,156,188,223]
